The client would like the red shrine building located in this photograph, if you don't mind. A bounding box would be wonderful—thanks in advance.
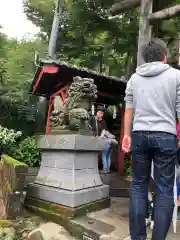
[30,59,127,174]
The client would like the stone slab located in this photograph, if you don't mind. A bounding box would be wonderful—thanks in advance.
[71,216,115,236]
[28,223,75,240]
[37,135,105,151]
[27,183,109,207]
[88,198,129,239]
[24,197,111,219]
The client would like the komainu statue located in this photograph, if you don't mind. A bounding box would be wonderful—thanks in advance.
[50,76,97,132]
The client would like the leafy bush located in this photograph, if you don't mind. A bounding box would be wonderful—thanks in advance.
[0,125,22,154]
[14,137,41,167]
[0,125,22,145]
[0,125,41,167]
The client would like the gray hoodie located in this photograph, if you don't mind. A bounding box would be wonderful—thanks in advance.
[125,62,180,135]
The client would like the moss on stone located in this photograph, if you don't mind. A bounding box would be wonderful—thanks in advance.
[0,220,9,227]
[25,197,111,220]
[1,155,27,167]
[25,197,51,211]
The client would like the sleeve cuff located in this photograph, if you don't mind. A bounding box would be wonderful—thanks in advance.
[177,111,180,120]
[126,102,133,108]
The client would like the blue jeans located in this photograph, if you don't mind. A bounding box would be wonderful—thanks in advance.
[177,179,180,196]
[130,131,177,240]
[102,143,112,170]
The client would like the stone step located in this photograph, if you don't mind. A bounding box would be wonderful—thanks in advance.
[28,222,75,240]
[70,198,180,240]
[71,214,129,240]
[71,216,115,239]
[100,174,131,198]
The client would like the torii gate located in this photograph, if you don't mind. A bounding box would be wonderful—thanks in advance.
[110,0,180,66]
[110,0,180,173]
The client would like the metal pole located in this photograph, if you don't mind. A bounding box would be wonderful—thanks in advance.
[48,0,62,58]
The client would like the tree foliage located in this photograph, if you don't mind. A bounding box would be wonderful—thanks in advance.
[23,0,140,76]
[0,27,48,134]
[1,0,180,135]
[23,0,180,76]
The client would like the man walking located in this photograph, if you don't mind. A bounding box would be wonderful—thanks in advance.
[122,38,180,240]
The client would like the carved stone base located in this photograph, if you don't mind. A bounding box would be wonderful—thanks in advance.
[26,134,109,208]
[27,183,109,208]
[24,196,111,219]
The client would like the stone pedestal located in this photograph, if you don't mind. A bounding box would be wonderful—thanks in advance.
[26,135,109,209]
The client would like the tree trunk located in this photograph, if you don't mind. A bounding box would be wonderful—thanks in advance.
[110,0,140,15]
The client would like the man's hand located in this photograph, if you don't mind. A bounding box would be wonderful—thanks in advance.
[122,135,131,152]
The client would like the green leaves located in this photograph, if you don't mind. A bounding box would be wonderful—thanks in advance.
[0,38,47,101]
[23,0,140,75]
[21,0,180,77]
[15,136,41,167]
[0,30,47,134]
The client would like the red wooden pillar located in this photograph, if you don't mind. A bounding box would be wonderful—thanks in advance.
[118,107,125,174]
[45,85,69,135]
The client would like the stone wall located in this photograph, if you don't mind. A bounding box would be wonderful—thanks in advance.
[25,168,39,187]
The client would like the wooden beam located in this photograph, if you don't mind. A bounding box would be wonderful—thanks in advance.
[137,0,153,66]
[148,4,180,21]
[110,0,140,15]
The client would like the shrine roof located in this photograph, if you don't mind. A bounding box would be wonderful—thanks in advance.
[30,59,127,105]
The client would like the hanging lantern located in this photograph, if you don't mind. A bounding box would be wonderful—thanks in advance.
[113,105,117,119]
[91,104,95,116]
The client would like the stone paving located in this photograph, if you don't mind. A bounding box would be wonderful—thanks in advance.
[88,198,180,240]
[3,197,178,239]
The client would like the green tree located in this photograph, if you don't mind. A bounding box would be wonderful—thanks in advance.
[0,32,48,134]
[2,38,47,101]
[23,0,180,76]
[23,0,140,76]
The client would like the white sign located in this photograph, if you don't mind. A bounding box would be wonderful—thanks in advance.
[82,234,94,240]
